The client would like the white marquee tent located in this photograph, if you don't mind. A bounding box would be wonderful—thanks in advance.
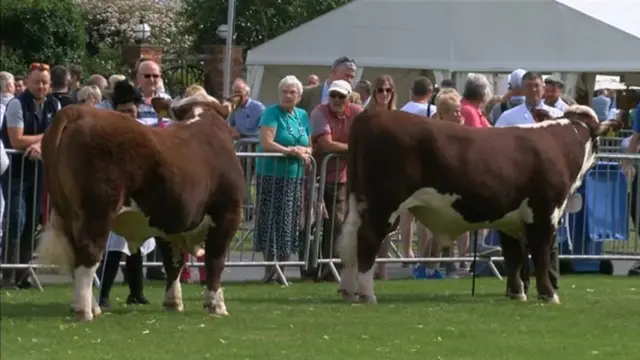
[245,0,640,104]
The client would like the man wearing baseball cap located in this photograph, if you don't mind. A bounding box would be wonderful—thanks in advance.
[488,68,527,124]
[307,79,362,281]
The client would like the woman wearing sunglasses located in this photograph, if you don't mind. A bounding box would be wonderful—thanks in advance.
[365,74,397,111]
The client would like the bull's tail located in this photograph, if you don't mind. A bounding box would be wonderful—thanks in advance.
[338,118,364,268]
[35,210,75,276]
[37,107,77,276]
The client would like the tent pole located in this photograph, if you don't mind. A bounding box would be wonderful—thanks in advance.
[223,0,236,98]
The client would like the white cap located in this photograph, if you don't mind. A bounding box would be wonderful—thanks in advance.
[328,80,352,96]
[508,69,527,89]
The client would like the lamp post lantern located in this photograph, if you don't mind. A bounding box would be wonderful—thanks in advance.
[218,0,236,98]
[133,19,151,44]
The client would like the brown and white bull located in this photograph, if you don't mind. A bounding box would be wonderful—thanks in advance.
[36,92,245,321]
[338,105,621,304]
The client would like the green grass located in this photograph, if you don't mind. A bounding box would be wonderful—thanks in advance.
[2,277,640,360]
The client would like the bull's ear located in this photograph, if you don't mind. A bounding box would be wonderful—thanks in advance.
[596,119,624,136]
[151,98,172,119]
[531,108,551,123]
[223,94,243,113]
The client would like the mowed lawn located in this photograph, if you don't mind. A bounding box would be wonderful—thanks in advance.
[2,276,639,360]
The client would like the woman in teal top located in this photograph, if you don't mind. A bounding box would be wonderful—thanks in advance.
[255,75,312,283]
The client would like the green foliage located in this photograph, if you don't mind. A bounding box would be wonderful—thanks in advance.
[79,46,129,80]
[0,0,85,67]
[182,0,352,51]
[0,46,28,76]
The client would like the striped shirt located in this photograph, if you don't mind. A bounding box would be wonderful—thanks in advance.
[138,92,172,127]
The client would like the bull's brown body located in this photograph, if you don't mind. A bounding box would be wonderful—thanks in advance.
[38,97,245,321]
[338,106,620,305]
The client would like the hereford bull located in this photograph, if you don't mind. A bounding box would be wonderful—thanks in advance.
[36,92,245,321]
[338,105,621,304]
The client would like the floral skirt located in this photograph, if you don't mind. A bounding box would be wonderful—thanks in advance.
[253,175,304,258]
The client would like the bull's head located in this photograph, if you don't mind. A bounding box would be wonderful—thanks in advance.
[563,105,623,139]
[151,92,243,123]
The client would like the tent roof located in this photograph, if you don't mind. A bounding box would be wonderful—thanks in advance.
[246,0,640,72]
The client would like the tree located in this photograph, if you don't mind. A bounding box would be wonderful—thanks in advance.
[182,0,351,51]
[75,0,191,55]
[0,0,85,70]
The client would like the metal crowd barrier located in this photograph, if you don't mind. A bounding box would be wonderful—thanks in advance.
[0,144,319,289]
[311,151,640,283]
[2,133,640,290]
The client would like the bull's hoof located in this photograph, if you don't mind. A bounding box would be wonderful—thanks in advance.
[163,301,184,312]
[92,306,103,318]
[204,303,229,316]
[337,289,359,303]
[162,301,184,312]
[507,293,528,302]
[358,294,377,304]
[538,293,561,304]
[75,311,94,322]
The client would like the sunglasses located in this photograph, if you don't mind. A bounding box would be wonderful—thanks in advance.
[143,74,161,79]
[377,87,393,94]
[29,63,50,72]
[329,92,346,100]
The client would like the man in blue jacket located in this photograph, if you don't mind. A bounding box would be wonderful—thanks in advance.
[1,63,60,288]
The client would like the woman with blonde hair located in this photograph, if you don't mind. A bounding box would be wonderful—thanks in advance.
[348,91,362,105]
[412,89,471,278]
[183,84,206,97]
[434,89,464,124]
[77,85,102,107]
[97,74,126,109]
[365,75,397,111]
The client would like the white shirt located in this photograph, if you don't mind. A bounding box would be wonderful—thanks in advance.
[495,103,563,127]
[0,103,5,128]
[320,81,330,104]
[400,101,437,117]
[107,232,156,256]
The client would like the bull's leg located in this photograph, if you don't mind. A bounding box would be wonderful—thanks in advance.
[72,263,100,322]
[355,210,391,304]
[72,216,111,321]
[157,237,185,312]
[498,231,527,301]
[527,223,559,304]
[338,195,362,303]
[203,207,242,316]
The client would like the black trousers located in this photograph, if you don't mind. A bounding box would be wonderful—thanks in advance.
[99,251,143,300]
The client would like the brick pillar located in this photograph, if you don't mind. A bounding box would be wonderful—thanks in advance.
[203,45,245,99]
[121,45,164,79]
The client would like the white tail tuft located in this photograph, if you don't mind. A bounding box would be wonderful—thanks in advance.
[338,194,362,267]
[35,211,75,276]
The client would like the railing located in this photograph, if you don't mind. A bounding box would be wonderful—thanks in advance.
[2,134,640,290]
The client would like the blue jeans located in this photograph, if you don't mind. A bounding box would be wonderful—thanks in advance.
[1,174,43,282]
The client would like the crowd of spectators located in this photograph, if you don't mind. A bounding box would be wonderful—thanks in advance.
[1,56,638,293]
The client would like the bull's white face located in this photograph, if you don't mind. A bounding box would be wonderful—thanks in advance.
[169,92,221,123]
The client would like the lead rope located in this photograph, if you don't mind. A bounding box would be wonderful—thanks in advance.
[471,230,478,296]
